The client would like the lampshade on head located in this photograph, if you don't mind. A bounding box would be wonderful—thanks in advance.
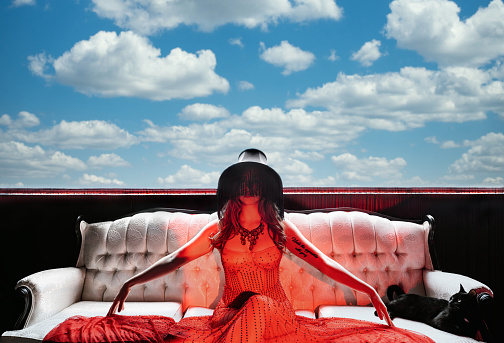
[217,149,284,219]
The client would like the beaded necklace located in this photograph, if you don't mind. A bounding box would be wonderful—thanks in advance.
[237,222,264,250]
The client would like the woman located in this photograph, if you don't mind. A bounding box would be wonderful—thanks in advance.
[45,149,434,343]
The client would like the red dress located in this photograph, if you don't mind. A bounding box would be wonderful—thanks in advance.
[44,246,434,342]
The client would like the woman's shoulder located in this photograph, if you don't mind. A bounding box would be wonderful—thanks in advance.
[281,218,298,235]
[204,218,220,235]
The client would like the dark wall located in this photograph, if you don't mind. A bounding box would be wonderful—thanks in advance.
[1,188,503,335]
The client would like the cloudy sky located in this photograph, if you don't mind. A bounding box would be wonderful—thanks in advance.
[1,0,503,188]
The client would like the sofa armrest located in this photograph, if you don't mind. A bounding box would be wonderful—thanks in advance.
[423,270,496,342]
[15,267,86,329]
[423,270,492,300]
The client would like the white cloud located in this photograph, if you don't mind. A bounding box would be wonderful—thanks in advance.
[79,173,124,186]
[0,182,25,188]
[440,140,460,149]
[158,165,220,187]
[178,103,230,121]
[28,53,52,80]
[0,141,86,178]
[260,41,316,75]
[11,0,35,7]
[424,136,460,148]
[15,120,138,150]
[288,66,504,130]
[265,152,335,186]
[351,39,382,67]
[385,0,504,67]
[0,111,40,129]
[328,49,339,62]
[139,105,366,164]
[424,136,439,145]
[482,176,504,186]
[229,38,244,48]
[29,31,229,100]
[292,150,324,161]
[238,81,255,91]
[449,132,504,173]
[87,153,130,169]
[442,174,475,182]
[331,153,407,182]
[91,0,342,35]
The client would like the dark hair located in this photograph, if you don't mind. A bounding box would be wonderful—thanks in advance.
[211,197,286,251]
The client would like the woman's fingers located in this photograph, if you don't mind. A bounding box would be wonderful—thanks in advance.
[107,302,117,316]
[371,293,394,327]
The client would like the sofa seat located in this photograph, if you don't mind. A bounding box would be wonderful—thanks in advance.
[183,306,316,319]
[3,302,183,342]
[318,306,480,343]
[4,303,316,342]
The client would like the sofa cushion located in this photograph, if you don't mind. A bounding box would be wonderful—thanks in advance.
[77,212,222,311]
[183,307,316,319]
[2,301,183,341]
[318,305,480,343]
[281,211,432,309]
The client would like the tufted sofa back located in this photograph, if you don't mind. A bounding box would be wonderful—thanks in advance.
[77,210,434,311]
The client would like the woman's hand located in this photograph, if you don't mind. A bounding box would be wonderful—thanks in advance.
[370,291,394,327]
[107,282,131,316]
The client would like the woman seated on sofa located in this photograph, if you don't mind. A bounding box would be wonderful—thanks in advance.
[44,149,434,343]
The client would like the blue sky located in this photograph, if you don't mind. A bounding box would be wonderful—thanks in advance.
[1,0,503,188]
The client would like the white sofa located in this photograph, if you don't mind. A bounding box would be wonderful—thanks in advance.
[1,209,494,342]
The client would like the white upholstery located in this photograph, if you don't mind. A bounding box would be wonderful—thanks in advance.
[2,209,492,343]
[423,270,493,300]
[3,302,183,341]
[281,211,433,309]
[318,306,480,343]
[13,267,85,328]
[77,212,222,310]
[183,307,316,319]
[77,210,433,311]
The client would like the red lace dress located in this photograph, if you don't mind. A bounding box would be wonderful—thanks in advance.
[44,246,434,343]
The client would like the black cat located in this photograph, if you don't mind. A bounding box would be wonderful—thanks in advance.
[381,284,480,337]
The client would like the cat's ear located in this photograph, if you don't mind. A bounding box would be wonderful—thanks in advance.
[468,289,477,297]
[459,284,466,293]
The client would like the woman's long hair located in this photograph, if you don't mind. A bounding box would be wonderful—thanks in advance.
[211,197,286,251]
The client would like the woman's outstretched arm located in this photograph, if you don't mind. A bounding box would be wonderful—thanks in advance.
[107,219,219,316]
[283,219,394,326]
